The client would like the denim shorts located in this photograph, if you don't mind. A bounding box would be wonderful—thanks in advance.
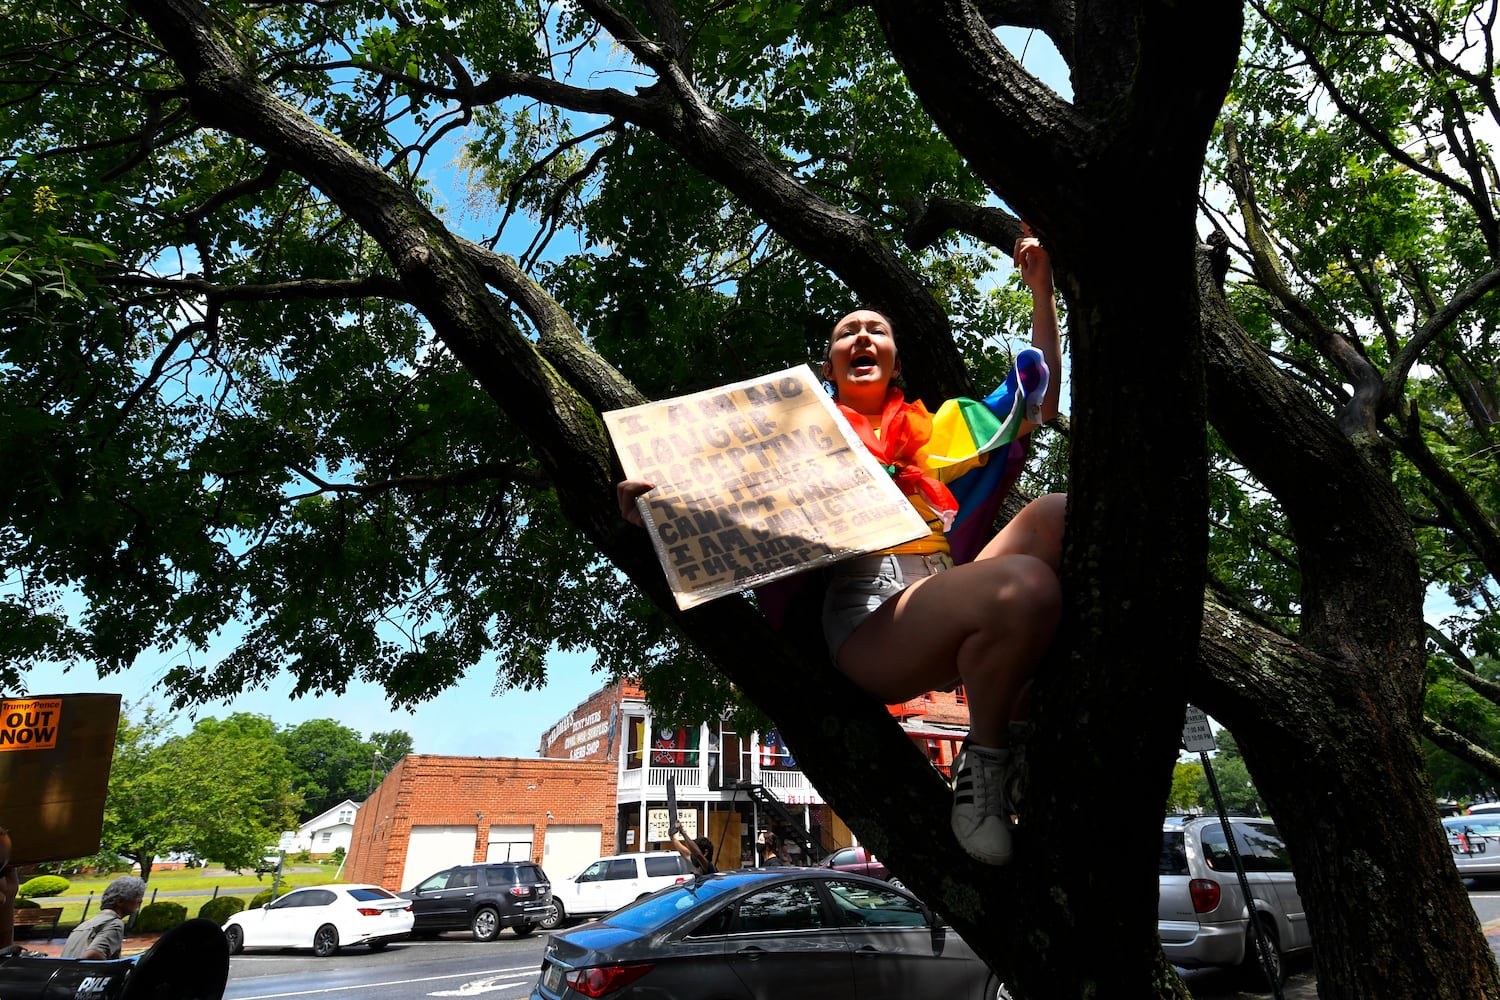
[821,552,954,660]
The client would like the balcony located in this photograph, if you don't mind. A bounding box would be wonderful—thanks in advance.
[621,763,825,806]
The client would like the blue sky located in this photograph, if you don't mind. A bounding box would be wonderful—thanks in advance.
[20,647,600,759]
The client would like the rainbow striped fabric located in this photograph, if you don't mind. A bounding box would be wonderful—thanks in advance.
[938,347,1049,565]
[924,347,1048,470]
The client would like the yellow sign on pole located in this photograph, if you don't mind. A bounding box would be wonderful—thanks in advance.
[606,366,928,609]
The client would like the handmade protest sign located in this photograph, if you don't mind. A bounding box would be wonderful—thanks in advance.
[0,693,120,863]
[605,366,929,609]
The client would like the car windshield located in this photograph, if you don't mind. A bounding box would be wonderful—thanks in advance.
[1448,818,1500,835]
[602,878,743,932]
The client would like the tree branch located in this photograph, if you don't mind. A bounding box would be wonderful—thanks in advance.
[903,197,1022,253]
[102,273,410,302]
[1425,716,1500,783]
[1221,119,1386,441]
[1388,264,1500,402]
[287,461,549,501]
[1385,407,1500,582]
[456,238,644,414]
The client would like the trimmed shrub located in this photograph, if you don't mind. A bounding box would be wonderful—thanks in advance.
[292,849,313,863]
[14,897,38,909]
[197,896,247,925]
[329,847,346,864]
[18,875,69,898]
[248,888,276,909]
[133,901,187,934]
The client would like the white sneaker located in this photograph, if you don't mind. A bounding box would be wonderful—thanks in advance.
[951,741,1017,865]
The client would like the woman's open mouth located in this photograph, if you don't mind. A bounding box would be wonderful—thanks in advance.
[850,352,879,373]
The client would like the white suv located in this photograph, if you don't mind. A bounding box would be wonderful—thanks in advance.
[539,851,694,929]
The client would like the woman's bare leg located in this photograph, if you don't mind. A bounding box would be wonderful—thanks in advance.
[835,552,1060,745]
[834,493,1066,744]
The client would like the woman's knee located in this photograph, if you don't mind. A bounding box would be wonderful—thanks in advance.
[998,554,1061,624]
[987,492,1067,568]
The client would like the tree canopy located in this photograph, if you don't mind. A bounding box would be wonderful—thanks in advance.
[99,709,300,881]
[4,0,1500,995]
[276,720,412,820]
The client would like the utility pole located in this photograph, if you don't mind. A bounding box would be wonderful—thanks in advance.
[367,749,386,797]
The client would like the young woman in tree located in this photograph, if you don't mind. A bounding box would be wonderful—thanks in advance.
[619,232,1065,865]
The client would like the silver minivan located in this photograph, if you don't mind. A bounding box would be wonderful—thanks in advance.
[1158,816,1312,989]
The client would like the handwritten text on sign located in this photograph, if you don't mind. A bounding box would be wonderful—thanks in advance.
[0,698,63,751]
[605,367,927,609]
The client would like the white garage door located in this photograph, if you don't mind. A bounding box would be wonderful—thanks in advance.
[541,825,603,882]
[400,825,477,890]
[486,825,534,862]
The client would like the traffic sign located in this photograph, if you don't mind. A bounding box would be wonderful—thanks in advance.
[1182,705,1217,752]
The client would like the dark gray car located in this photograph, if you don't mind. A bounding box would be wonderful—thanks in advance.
[530,868,1000,999]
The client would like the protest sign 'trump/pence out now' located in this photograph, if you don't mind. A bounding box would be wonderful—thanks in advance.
[605,366,928,610]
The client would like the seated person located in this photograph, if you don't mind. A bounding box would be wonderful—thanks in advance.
[61,875,146,960]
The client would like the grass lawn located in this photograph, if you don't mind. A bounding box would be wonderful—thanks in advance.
[17,862,346,937]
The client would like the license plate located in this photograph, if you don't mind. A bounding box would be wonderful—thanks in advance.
[542,963,564,993]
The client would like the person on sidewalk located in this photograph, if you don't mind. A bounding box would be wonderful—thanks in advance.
[671,826,717,876]
[60,876,145,960]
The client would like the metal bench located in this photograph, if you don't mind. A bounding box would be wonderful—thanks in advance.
[12,906,63,939]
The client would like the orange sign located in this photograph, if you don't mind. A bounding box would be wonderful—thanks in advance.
[0,693,120,864]
[0,697,63,751]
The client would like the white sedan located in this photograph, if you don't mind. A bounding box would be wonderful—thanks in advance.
[224,883,413,957]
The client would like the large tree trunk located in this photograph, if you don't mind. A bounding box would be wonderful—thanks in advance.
[865,2,1236,992]
[1195,258,1500,997]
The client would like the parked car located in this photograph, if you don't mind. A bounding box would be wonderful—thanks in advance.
[223,883,412,957]
[531,868,1001,1000]
[819,845,904,890]
[541,851,695,929]
[1158,816,1311,989]
[1443,815,1500,883]
[401,861,553,940]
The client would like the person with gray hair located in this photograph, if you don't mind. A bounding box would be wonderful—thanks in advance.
[61,875,146,960]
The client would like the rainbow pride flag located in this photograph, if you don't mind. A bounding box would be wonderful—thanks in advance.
[924,347,1047,469]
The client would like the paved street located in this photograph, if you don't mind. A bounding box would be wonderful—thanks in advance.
[222,933,547,1000]
[20,884,1500,998]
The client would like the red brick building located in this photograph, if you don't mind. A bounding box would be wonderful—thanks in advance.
[345,679,971,890]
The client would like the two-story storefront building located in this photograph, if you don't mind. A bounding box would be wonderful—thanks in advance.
[345,678,971,890]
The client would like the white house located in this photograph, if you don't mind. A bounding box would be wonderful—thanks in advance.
[278,799,360,856]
